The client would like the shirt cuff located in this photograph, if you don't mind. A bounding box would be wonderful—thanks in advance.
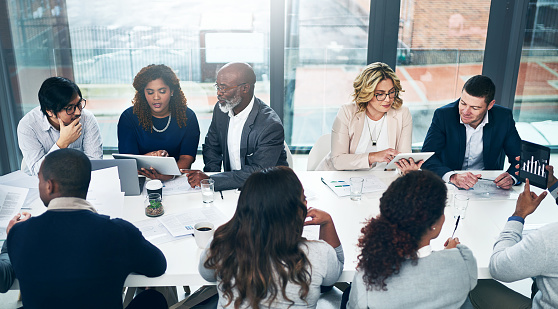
[510,175,518,185]
[442,171,455,183]
[549,181,558,202]
[508,216,525,224]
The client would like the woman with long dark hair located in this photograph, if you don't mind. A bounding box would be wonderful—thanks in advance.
[199,166,344,308]
[348,170,477,308]
[117,64,200,180]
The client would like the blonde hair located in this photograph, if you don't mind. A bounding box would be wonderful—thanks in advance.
[352,62,404,112]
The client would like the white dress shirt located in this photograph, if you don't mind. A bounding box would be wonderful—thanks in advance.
[227,97,255,171]
[17,106,103,176]
[442,112,488,183]
[417,245,433,258]
[355,114,389,170]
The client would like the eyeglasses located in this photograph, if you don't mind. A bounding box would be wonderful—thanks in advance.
[374,90,398,101]
[64,99,86,115]
[214,83,247,93]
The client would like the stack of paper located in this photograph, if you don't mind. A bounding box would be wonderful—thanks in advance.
[87,166,125,219]
[0,184,29,240]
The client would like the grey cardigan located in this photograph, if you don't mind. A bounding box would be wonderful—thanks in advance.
[348,244,477,309]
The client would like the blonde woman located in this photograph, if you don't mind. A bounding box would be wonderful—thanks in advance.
[317,62,420,173]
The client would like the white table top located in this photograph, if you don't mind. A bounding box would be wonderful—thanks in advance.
[16,170,558,287]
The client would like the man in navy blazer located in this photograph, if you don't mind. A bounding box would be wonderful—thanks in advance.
[186,62,288,191]
[421,75,521,190]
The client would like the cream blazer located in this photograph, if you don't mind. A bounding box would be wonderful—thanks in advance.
[317,103,412,171]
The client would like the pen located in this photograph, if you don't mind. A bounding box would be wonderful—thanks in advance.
[478,177,495,182]
[335,185,350,187]
[219,191,223,199]
[451,216,460,238]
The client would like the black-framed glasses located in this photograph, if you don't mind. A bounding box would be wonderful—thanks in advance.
[64,99,86,115]
[214,83,247,93]
[374,90,398,101]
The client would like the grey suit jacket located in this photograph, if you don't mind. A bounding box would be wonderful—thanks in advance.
[202,97,288,191]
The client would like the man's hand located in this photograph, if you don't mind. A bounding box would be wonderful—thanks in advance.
[138,167,173,181]
[444,237,460,249]
[56,117,82,148]
[513,178,547,219]
[6,212,31,235]
[145,150,169,157]
[182,169,210,188]
[450,172,481,189]
[368,148,399,165]
[546,165,557,189]
[494,172,514,190]
[394,158,423,175]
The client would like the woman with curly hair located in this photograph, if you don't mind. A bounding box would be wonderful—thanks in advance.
[317,62,420,174]
[347,170,477,308]
[117,64,200,180]
[199,166,344,308]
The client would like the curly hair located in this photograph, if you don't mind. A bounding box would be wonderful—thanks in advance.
[357,170,447,291]
[132,64,189,131]
[352,62,404,113]
[203,167,311,309]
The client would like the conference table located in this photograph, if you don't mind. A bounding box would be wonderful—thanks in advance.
[15,169,558,288]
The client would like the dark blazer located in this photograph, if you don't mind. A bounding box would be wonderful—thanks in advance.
[421,99,521,178]
[202,97,288,191]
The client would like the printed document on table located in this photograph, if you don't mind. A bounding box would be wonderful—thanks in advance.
[459,179,515,200]
[160,176,200,196]
[158,207,227,237]
[0,170,39,209]
[0,185,29,240]
[321,175,388,197]
[87,167,124,218]
[134,218,188,245]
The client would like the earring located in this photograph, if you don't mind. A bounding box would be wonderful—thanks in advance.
[432,227,436,230]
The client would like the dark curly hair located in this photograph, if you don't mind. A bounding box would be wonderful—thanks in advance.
[132,64,188,131]
[357,170,447,291]
[203,166,311,309]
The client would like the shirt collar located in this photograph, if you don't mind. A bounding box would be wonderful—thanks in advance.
[228,96,255,119]
[39,111,55,132]
[47,197,98,213]
[460,110,489,129]
[417,245,432,258]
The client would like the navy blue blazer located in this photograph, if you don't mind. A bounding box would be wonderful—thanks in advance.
[421,99,521,178]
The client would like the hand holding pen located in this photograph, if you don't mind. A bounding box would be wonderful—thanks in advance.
[444,215,461,249]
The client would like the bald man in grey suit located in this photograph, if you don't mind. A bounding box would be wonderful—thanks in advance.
[185,62,288,191]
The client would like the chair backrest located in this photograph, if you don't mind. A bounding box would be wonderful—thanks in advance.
[307,134,331,171]
[284,141,294,168]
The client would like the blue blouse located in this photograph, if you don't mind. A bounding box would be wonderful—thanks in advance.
[117,106,200,160]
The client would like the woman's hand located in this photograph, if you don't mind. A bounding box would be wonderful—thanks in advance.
[444,237,460,249]
[138,167,173,181]
[304,208,333,226]
[368,148,399,165]
[395,158,423,175]
[145,150,169,157]
[304,208,341,248]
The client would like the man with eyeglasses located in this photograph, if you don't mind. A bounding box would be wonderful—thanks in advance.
[421,75,521,190]
[185,62,288,191]
[17,77,102,175]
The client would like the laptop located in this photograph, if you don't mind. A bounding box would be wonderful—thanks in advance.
[90,159,144,196]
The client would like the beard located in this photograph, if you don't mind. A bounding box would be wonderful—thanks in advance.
[218,94,242,114]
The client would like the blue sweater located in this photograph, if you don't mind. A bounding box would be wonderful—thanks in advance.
[7,208,166,309]
[117,106,200,160]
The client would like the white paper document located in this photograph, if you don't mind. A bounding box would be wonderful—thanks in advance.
[158,207,227,237]
[134,218,189,245]
[87,167,125,218]
[459,179,514,200]
[0,185,29,240]
[160,176,200,196]
[0,170,39,208]
[302,225,320,240]
[321,175,387,197]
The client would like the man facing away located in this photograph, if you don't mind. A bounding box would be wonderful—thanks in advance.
[186,62,288,191]
[421,75,521,190]
[7,148,167,309]
[17,77,103,176]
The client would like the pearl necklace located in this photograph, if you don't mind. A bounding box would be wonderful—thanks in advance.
[152,114,171,133]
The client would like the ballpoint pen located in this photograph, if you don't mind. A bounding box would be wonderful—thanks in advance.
[219,191,223,199]
[451,215,460,238]
[478,177,496,182]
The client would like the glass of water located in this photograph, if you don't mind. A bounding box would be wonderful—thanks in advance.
[350,177,364,201]
[453,194,469,219]
[201,179,215,204]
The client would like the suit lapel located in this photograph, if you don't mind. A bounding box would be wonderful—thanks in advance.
[386,108,397,149]
[454,102,466,168]
[352,111,364,154]
[482,110,493,165]
[221,111,231,171]
[239,98,259,167]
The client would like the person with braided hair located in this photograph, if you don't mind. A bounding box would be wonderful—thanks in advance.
[117,64,200,181]
[347,170,477,308]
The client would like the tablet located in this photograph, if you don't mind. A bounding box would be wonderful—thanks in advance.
[112,154,181,176]
[518,140,550,190]
[384,152,435,170]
